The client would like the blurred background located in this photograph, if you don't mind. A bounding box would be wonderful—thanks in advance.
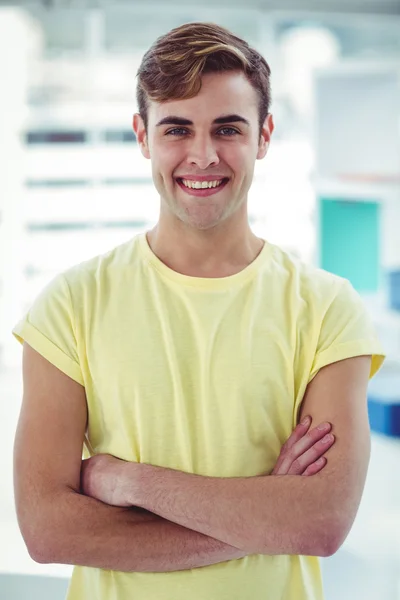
[0,0,400,598]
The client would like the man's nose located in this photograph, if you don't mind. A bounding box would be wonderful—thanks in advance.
[186,135,220,169]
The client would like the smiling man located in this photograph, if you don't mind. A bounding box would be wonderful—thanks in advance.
[12,22,384,600]
[146,103,261,235]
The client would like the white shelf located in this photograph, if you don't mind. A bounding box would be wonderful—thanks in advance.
[313,174,400,201]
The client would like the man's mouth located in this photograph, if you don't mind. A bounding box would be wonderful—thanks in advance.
[176,177,229,197]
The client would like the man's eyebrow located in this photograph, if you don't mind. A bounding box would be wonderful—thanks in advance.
[156,116,193,127]
[155,114,250,127]
[213,114,250,126]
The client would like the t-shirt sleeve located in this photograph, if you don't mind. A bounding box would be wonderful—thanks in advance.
[12,273,84,386]
[308,278,386,383]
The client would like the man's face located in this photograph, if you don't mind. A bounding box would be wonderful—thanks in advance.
[134,70,273,231]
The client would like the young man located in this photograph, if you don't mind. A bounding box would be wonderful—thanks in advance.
[13,22,384,600]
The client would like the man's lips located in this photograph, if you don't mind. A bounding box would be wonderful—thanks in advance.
[175,177,229,197]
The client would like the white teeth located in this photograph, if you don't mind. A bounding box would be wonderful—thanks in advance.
[181,179,224,189]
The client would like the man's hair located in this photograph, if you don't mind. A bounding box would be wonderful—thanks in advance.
[136,22,272,133]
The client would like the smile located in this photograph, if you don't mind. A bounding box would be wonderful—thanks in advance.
[181,179,225,189]
[176,177,229,197]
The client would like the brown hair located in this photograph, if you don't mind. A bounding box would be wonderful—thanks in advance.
[136,22,271,133]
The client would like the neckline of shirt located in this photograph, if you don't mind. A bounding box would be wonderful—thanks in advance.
[137,231,272,290]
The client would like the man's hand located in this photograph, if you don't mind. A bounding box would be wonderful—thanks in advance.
[272,416,334,476]
[81,454,135,507]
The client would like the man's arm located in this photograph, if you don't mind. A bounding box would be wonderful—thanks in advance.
[105,356,371,558]
[14,343,247,572]
[15,343,334,571]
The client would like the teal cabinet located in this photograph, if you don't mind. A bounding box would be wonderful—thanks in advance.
[319,198,380,292]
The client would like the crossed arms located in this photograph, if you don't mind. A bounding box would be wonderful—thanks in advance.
[13,343,372,571]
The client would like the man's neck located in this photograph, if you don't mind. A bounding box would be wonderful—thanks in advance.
[146,223,264,279]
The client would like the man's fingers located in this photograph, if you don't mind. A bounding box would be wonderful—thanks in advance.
[282,416,312,453]
[302,456,327,476]
[277,423,332,475]
[286,433,335,475]
[272,416,312,474]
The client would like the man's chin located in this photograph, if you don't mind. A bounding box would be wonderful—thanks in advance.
[181,210,230,232]
[164,196,231,230]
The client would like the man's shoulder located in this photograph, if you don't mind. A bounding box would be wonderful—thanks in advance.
[60,234,142,288]
[267,242,347,304]
[268,242,345,287]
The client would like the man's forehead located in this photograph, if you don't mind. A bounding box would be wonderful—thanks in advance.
[147,70,258,124]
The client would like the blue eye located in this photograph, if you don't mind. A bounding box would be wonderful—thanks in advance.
[218,127,240,136]
[165,126,239,137]
[166,128,188,136]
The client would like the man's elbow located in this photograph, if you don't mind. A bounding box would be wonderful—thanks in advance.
[16,485,82,565]
[20,519,57,564]
[17,503,66,565]
[252,516,350,557]
[19,523,51,564]
[315,531,344,558]
[293,530,345,559]
[308,514,352,558]
[27,541,52,565]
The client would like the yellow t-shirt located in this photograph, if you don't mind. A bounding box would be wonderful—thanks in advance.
[12,233,385,600]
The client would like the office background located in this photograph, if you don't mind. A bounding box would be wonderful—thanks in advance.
[0,1,399,598]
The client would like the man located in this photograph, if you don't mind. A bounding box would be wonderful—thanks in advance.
[13,22,384,600]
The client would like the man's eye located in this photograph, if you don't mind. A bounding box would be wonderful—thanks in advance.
[165,128,189,136]
[217,127,240,136]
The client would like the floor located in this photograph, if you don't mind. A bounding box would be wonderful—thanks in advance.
[1,364,399,600]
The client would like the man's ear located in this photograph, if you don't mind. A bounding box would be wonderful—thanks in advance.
[133,113,150,159]
[257,113,274,160]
